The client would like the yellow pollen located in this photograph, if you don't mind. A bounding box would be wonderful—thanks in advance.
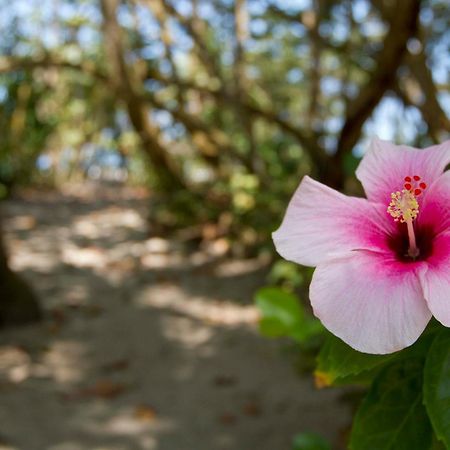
[387,189,419,223]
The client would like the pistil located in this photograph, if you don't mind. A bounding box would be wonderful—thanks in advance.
[387,175,426,260]
[406,219,419,258]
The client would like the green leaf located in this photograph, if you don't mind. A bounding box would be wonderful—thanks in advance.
[292,432,331,450]
[424,328,450,449]
[268,260,304,288]
[350,360,432,450]
[315,333,394,386]
[254,287,322,343]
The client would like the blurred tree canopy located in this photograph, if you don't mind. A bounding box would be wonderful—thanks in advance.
[0,0,449,242]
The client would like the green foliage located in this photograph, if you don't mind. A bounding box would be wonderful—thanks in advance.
[315,333,394,386]
[267,260,304,289]
[292,432,331,450]
[350,360,432,450]
[254,286,449,450]
[254,287,323,343]
[424,328,450,449]
[316,323,447,449]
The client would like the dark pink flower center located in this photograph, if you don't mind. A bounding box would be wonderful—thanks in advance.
[386,174,431,262]
[386,224,435,263]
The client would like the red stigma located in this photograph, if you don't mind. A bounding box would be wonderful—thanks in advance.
[403,174,427,195]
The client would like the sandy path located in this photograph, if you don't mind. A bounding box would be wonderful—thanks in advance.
[0,184,350,450]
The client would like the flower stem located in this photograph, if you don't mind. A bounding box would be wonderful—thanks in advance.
[406,219,419,259]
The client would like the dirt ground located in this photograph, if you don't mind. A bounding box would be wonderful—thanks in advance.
[0,184,351,450]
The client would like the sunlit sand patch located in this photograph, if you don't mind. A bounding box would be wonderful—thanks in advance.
[161,315,214,349]
[135,285,259,328]
[0,346,31,384]
[4,215,37,231]
[62,245,108,269]
[42,340,89,385]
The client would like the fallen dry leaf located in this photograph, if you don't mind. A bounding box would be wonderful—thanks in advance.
[218,412,236,425]
[242,401,262,417]
[101,359,129,372]
[213,374,237,387]
[134,404,157,422]
[64,380,125,401]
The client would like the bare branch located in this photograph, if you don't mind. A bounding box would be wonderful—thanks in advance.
[335,0,421,163]
[100,0,186,191]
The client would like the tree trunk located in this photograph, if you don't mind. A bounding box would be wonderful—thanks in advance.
[0,218,41,327]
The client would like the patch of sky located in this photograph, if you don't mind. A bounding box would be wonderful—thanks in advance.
[9,0,34,17]
[320,135,338,154]
[159,60,172,76]
[251,18,268,37]
[352,0,370,23]
[101,127,115,140]
[344,82,359,99]
[248,0,267,15]
[198,2,216,22]
[144,80,165,92]
[152,110,173,129]
[286,68,303,84]
[320,77,341,96]
[319,22,331,39]
[0,86,8,103]
[36,154,52,171]
[331,22,349,43]
[296,43,309,57]
[358,97,423,156]
[290,24,306,38]
[169,122,187,140]
[115,110,130,131]
[77,26,100,50]
[135,5,160,39]
[14,42,36,57]
[361,19,386,38]
[272,23,289,39]
[439,92,450,118]
[77,2,102,25]
[222,49,234,66]
[430,41,450,85]
[419,6,434,25]
[271,0,312,11]
[324,117,343,134]
[140,42,165,60]
[245,38,260,53]
[172,0,192,16]
[40,29,58,49]
[362,97,399,144]
[117,3,134,28]
[170,22,194,51]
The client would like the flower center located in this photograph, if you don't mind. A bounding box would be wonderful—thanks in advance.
[387,175,427,259]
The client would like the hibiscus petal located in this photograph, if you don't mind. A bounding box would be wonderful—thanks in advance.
[310,250,431,354]
[419,233,450,327]
[272,176,393,267]
[356,138,450,204]
[418,171,450,236]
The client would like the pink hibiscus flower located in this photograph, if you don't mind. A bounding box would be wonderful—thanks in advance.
[273,138,450,354]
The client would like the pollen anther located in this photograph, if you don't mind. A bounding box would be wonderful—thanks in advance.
[387,190,419,223]
[387,175,427,259]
